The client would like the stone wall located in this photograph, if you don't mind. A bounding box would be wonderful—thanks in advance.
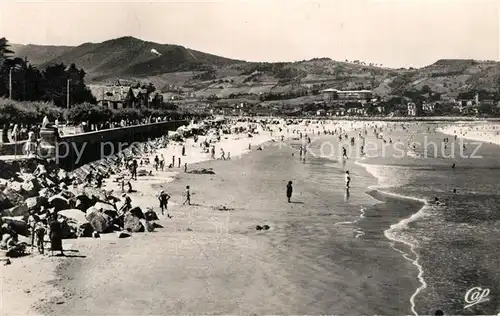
[39,120,186,170]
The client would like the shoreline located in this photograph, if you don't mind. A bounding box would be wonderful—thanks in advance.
[36,123,424,315]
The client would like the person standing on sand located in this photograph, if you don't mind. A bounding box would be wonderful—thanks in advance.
[172,155,175,168]
[182,145,186,156]
[184,162,187,173]
[211,146,216,159]
[48,212,64,256]
[158,190,171,217]
[178,157,181,168]
[133,160,138,180]
[183,185,191,205]
[154,155,159,171]
[286,181,293,203]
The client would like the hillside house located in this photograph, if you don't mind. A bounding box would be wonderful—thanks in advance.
[88,85,135,109]
[422,102,435,114]
[407,102,418,116]
[89,85,163,109]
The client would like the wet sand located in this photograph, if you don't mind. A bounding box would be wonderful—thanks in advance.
[32,137,423,315]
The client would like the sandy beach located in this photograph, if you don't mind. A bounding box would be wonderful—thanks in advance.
[5,118,500,315]
[0,119,430,315]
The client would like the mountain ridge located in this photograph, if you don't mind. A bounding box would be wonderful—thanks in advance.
[10,37,500,98]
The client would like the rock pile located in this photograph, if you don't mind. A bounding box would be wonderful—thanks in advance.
[0,137,170,257]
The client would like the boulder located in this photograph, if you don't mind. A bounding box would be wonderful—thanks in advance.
[263,225,270,230]
[0,160,19,180]
[88,212,112,233]
[26,196,47,211]
[0,208,13,217]
[0,179,8,191]
[57,169,69,182]
[116,232,131,238]
[77,222,93,238]
[2,217,29,236]
[48,194,70,211]
[60,220,77,239]
[8,181,23,194]
[129,207,145,219]
[75,194,94,211]
[38,188,53,198]
[59,209,87,224]
[0,191,14,209]
[21,179,40,197]
[94,202,116,213]
[144,209,159,221]
[85,206,100,220]
[3,188,24,208]
[255,225,263,230]
[124,213,144,233]
[7,204,29,217]
[139,219,155,232]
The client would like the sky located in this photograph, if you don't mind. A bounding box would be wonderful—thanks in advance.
[1,0,499,68]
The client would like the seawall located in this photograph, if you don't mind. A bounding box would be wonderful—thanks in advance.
[42,120,187,170]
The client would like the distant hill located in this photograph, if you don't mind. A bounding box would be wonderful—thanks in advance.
[12,36,243,81]
[11,43,73,66]
[11,37,500,98]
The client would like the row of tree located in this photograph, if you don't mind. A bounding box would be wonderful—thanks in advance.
[0,37,96,106]
[0,99,200,126]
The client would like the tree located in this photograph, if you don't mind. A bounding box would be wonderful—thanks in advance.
[478,103,492,115]
[0,37,14,62]
[42,63,95,106]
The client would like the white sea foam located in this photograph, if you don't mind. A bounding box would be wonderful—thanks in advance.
[357,160,428,316]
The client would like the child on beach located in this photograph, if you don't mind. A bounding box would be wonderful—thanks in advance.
[286,181,293,203]
[183,185,191,205]
[158,190,171,217]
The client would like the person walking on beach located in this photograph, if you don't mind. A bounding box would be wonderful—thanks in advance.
[345,171,351,189]
[220,148,226,160]
[211,146,216,159]
[182,145,186,156]
[172,155,175,168]
[183,185,191,205]
[158,190,171,217]
[178,157,181,168]
[184,162,188,173]
[286,181,293,203]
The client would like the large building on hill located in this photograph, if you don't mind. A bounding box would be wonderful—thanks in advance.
[321,88,373,105]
